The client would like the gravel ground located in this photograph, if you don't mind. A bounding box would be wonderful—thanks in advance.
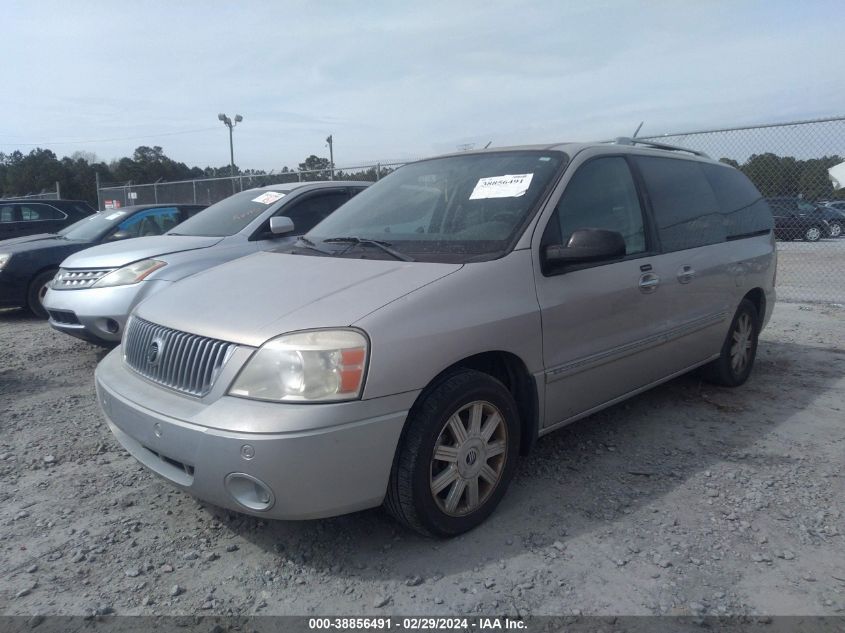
[0,301,843,618]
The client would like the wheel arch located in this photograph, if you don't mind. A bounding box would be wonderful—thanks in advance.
[742,287,766,324]
[407,351,539,456]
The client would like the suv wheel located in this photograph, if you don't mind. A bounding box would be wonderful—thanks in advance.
[803,225,822,242]
[828,221,842,238]
[385,369,520,537]
[27,269,57,319]
[701,298,760,387]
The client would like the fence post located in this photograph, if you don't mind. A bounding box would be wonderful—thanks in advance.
[298,170,302,182]
[154,183,158,203]
[95,172,101,210]
[239,175,244,192]
[55,181,61,199]
[192,180,197,203]
[376,163,381,181]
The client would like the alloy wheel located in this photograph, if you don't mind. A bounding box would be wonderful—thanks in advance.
[430,400,508,517]
[830,223,842,238]
[730,313,753,375]
[806,226,821,241]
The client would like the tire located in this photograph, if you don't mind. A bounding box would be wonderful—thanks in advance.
[385,369,521,537]
[26,269,58,319]
[700,298,760,387]
[803,225,822,242]
[828,221,843,238]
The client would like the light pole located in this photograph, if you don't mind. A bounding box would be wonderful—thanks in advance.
[218,113,243,187]
[326,134,334,180]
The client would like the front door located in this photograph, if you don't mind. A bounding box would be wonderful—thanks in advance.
[534,156,674,427]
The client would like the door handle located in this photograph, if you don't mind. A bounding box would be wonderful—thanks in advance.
[638,272,660,294]
[677,265,696,284]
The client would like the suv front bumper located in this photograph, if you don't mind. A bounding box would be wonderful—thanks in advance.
[44,280,171,344]
[94,348,414,520]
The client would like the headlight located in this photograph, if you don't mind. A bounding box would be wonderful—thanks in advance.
[0,253,10,271]
[92,259,166,288]
[229,329,368,402]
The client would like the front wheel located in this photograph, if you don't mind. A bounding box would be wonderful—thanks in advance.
[385,369,520,537]
[27,269,58,319]
[701,299,760,387]
[803,225,822,242]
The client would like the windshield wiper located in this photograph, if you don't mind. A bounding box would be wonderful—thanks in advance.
[294,236,333,255]
[323,236,415,262]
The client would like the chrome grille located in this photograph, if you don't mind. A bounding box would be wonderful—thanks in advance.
[52,267,116,289]
[123,317,235,397]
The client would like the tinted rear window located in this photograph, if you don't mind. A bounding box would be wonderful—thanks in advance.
[636,156,723,251]
[700,164,773,239]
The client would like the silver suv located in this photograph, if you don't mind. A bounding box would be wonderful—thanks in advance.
[94,140,776,536]
[44,182,367,345]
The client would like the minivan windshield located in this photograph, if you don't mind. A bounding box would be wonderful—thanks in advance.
[171,189,289,237]
[305,151,566,262]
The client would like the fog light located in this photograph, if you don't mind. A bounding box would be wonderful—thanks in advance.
[106,319,120,334]
[224,473,274,511]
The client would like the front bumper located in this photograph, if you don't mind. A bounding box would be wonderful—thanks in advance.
[43,280,171,344]
[95,348,415,520]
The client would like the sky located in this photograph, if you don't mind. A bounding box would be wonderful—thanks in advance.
[2,1,843,172]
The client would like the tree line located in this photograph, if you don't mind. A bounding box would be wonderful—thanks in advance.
[1,144,842,208]
[0,146,389,207]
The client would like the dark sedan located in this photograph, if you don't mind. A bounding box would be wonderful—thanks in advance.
[0,203,205,317]
[0,199,96,240]
[767,197,832,242]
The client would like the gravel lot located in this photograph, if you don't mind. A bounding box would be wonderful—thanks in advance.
[1,299,843,618]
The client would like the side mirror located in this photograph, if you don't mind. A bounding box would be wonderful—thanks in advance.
[269,216,295,235]
[544,228,626,268]
[108,230,131,241]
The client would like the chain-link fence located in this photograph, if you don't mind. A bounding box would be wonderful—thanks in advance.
[97,117,845,304]
[639,116,845,304]
[0,182,61,201]
[96,161,411,210]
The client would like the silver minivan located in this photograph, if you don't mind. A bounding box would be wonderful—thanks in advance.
[44,181,367,345]
[95,140,776,536]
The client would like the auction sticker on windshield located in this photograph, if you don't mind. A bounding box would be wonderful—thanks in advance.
[469,173,534,199]
[251,192,286,204]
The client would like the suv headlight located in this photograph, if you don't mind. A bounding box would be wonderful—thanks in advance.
[229,329,368,402]
[0,253,10,271]
[92,259,166,288]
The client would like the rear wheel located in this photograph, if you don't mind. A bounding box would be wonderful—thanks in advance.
[828,221,842,238]
[803,225,822,242]
[701,299,759,387]
[26,269,57,319]
[385,369,520,537]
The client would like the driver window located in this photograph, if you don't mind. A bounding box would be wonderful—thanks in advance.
[544,157,646,255]
[109,207,180,240]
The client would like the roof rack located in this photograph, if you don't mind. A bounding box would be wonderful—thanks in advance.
[612,137,709,158]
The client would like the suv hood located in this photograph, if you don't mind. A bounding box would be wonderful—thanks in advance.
[61,235,223,269]
[0,233,60,249]
[135,252,462,347]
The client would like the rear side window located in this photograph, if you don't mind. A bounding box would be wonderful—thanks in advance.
[636,156,723,251]
[0,205,15,222]
[700,164,773,239]
[20,204,66,221]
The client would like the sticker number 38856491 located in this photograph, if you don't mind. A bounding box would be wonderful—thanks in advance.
[469,173,534,200]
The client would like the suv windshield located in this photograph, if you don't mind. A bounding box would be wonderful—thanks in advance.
[305,151,566,262]
[171,189,289,237]
[58,210,129,241]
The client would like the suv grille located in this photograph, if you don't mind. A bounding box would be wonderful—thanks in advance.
[53,268,116,289]
[123,317,235,397]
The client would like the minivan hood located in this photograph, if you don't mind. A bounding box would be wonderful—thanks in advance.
[61,235,223,269]
[135,252,462,347]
